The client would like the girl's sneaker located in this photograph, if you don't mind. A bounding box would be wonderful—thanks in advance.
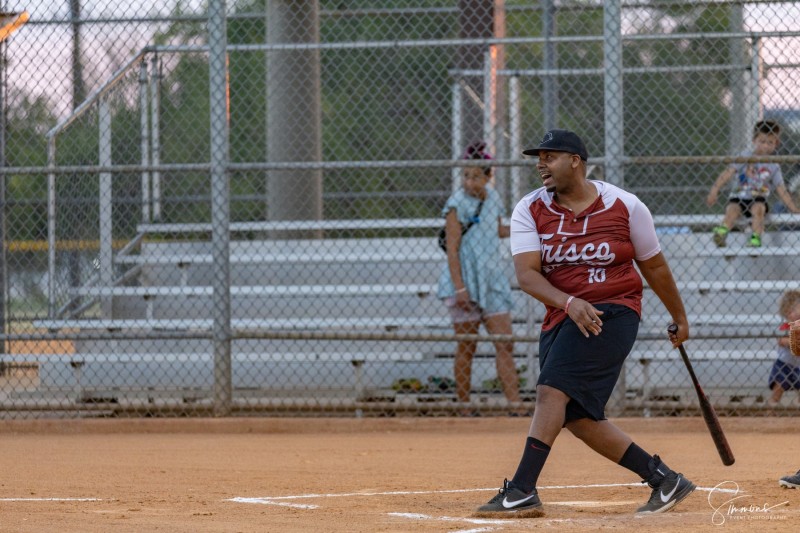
[748,233,762,247]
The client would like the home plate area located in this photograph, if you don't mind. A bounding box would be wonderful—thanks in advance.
[228,481,746,530]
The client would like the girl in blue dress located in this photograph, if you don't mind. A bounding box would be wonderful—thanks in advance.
[438,141,523,416]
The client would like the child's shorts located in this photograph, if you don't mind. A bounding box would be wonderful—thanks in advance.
[768,359,800,391]
[728,197,768,218]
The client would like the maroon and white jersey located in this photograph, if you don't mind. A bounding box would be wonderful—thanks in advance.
[510,181,661,331]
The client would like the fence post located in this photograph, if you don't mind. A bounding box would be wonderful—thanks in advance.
[728,5,748,154]
[509,75,522,202]
[451,80,462,194]
[748,37,763,123]
[139,60,150,223]
[209,0,232,416]
[604,0,626,416]
[150,54,162,222]
[265,0,323,227]
[483,48,497,158]
[47,137,57,318]
[603,0,624,188]
[542,0,558,131]
[98,98,113,318]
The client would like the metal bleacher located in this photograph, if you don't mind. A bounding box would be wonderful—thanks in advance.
[11,213,800,412]
[24,227,536,407]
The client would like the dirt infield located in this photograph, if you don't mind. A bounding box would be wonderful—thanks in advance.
[0,417,797,532]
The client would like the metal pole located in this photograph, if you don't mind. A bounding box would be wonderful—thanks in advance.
[139,60,150,223]
[457,0,493,145]
[603,0,624,187]
[509,75,522,201]
[47,138,57,318]
[729,5,747,154]
[98,99,113,318]
[748,37,763,123]
[150,54,162,221]
[542,0,558,130]
[492,0,508,208]
[0,28,6,354]
[69,0,86,107]
[208,0,232,416]
[451,80,462,194]
[483,48,496,155]
[266,1,323,227]
[603,0,625,416]
[510,73,538,379]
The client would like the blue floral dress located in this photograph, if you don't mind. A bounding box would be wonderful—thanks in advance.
[437,187,513,315]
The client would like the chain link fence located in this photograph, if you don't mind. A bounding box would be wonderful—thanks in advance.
[1,1,799,418]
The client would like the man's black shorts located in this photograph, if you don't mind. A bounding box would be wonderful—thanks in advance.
[537,303,639,423]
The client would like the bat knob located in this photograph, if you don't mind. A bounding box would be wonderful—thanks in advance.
[667,323,678,335]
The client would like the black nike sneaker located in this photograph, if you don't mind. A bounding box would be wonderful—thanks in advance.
[474,478,543,518]
[779,470,800,489]
[636,455,696,514]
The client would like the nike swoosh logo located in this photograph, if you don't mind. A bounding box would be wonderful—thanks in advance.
[660,477,681,503]
[502,493,538,509]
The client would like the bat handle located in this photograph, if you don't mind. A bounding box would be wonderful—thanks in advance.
[668,323,686,352]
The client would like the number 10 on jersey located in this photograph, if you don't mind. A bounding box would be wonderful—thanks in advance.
[588,268,606,283]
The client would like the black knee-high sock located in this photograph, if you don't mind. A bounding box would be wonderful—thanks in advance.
[618,442,656,480]
[510,437,551,493]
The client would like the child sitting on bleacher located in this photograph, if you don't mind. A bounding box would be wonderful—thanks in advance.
[706,120,799,248]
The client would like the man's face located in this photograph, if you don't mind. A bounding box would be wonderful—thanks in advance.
[536,150,578,193]
[753,132,779,155]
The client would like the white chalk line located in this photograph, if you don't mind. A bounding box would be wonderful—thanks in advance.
[391,509,735,530]
[229,484,638,509]
[229,481,740,509]
[388,513,506,525]
[549,500,639,507]
[0,498,104,502]
[389,512,514,532]
[388,510,659,532]
[231,498,320,509]
[382,486,746,529]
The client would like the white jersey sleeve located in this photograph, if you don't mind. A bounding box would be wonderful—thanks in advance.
[629,197,661,261]
[509,193,541,255]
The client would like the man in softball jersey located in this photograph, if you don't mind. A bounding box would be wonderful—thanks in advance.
[475,130,696,517]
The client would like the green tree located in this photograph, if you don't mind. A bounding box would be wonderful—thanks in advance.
[5,92,56,241]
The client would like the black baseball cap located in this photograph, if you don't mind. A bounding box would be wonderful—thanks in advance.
[522,129,589,161]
